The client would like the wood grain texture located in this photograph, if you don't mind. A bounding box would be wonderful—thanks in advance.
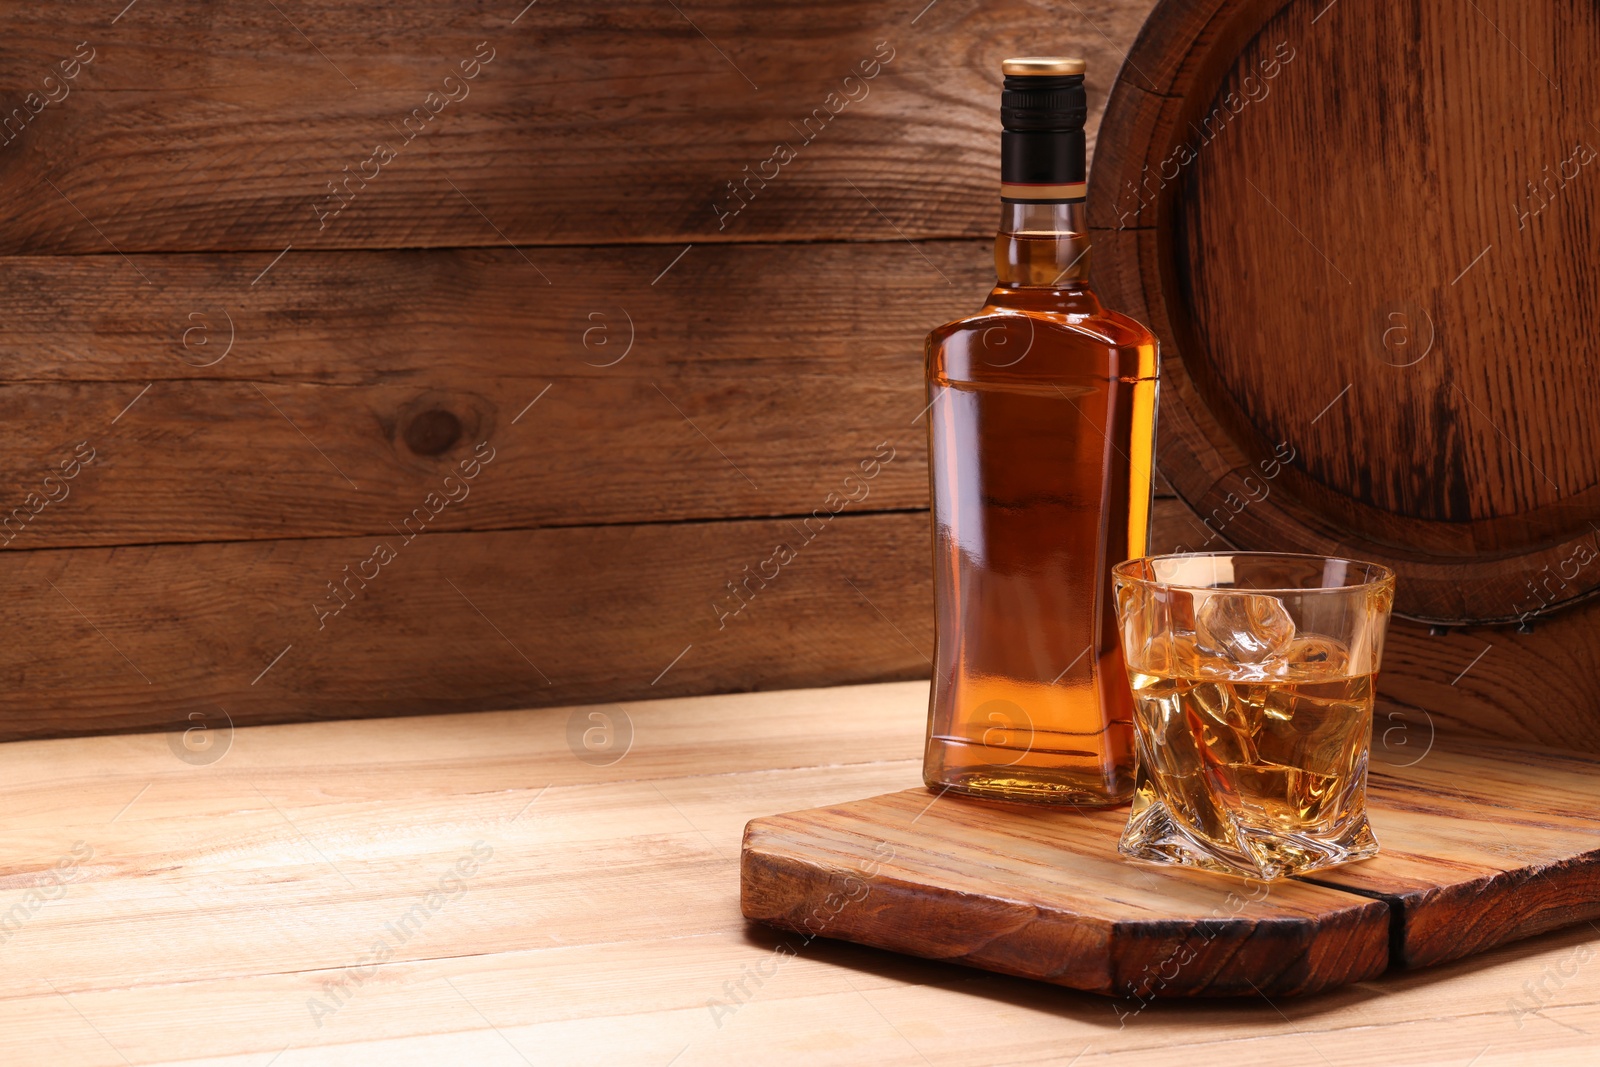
[1090,0,1600,624]
[1151,479,1600,754]
[743,789,1389,998]
[0,242,981,383]
[1312,741,1600,969]
[8,0,1590,756]
[7,678,1600,1066]
[0,512,934,739]
[0,0,1156,253]
[0,242,988,545]
[2,484,1588,746]
[1186,0,1600,526]
[743,743,1600,998]
[0,497,1233,741]
[1377,604,1600,754]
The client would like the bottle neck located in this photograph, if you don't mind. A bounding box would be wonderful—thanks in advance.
[994,201,1090,288]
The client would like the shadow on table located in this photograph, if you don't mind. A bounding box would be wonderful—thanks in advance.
[738,915,1597,1031]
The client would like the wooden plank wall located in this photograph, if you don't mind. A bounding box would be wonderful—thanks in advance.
[0,0,1166,738]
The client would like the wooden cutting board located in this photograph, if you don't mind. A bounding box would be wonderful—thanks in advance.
[740,741,1600,998]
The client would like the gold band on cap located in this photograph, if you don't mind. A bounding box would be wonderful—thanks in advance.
[1000,180,1088,201]
[1002,57,1086,76]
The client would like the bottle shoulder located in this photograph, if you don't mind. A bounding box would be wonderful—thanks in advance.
[1078,305,1161,349]
[928,286,1159,384]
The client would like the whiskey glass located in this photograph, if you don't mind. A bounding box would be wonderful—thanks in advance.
[1112,553,1395,880]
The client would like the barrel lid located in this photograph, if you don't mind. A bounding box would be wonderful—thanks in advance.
[1088,0,1600,625]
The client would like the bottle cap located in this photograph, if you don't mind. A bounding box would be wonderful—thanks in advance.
[1001,57,1086,76]
[999,57,1087,202]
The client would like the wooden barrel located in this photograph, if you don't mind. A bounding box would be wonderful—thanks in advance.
[1089,0,1600,626]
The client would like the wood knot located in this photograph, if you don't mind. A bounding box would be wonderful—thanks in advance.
[403,409,463,456]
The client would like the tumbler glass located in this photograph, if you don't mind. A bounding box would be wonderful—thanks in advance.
[1112,552,1395,880]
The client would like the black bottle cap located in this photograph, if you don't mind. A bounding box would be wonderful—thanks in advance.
[1000,57,1088,203]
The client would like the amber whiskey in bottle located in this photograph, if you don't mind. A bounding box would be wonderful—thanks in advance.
[922,56,1159,806]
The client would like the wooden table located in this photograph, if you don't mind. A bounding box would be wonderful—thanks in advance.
[5,681,1594,1065]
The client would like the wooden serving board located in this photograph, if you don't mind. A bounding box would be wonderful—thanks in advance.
[741,742,1600,998]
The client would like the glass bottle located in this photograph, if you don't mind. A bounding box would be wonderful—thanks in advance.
[922,56,1159,806]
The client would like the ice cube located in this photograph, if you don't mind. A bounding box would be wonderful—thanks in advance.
[1136,687,1203,778]
[1190,682,1257,764]
[1131,631,1180,675]
[1254,683,1370,779]
[1192,681,1249,732]
[1195,592,1296,666]
[1229,684,1273,732]
[1283,634,1350,675]
[1261,687,1297,722]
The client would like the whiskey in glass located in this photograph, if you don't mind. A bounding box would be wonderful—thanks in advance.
[1113,552,1395,879]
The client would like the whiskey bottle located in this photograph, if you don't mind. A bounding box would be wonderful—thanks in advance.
[922,56,1159,806]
